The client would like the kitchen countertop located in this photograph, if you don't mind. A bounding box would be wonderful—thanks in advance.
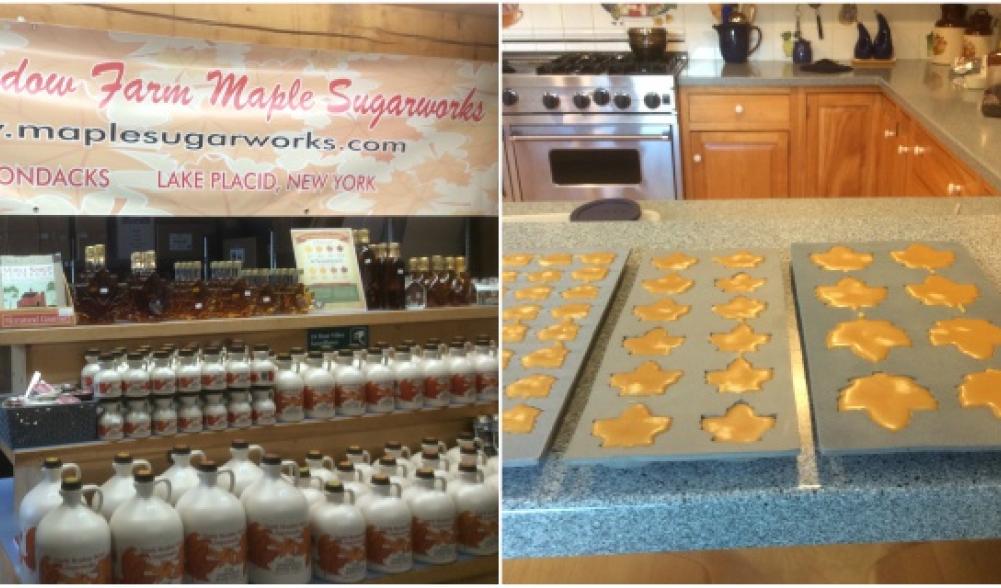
[502,198,1001,558]
[680,59,1001,193]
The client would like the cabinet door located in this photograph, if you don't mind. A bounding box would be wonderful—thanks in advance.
[874,95,909,197]
[906,124,990,197]
[687,131,789,199]
[804,93,878,197]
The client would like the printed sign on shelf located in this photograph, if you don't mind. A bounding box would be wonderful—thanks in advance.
[291,228,366,312]
[0,21,498,216]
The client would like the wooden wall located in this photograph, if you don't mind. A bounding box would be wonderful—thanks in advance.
[0,3,498,61]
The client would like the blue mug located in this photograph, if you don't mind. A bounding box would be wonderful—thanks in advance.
[793,39,813,64]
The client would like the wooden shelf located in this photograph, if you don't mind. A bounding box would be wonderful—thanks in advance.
[0,306,497,346]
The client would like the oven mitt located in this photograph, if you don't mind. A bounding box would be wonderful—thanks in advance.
[799,59,854,74]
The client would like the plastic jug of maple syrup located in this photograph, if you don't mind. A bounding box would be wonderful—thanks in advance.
[304,449,336,486]
[362,473,413,574]
[364,347,397,413]
[109,469,183,583]
[175,461,248,583]
[335,460,372,507]
[450,464,498,555]
[98,452,153,520]
[310,480,367,583]
[374,456,410,489]
[409,437,449,470]
[242,454,311,583]
[156,445,206,505]
[274,353,305,423]
[345,445,373,481]
[333,349,366,416]
[220,439,265,497]
[17,457,81,581]
[472,337,499,401]
[407,468,458,565]
[80,348,101,392]
[250,344,276,386]
[296,467,326,510]
[447,431,483,466]
[446,343,476,404]
[303,351,336,419]
[35,477,111,583]
[421,343,450,407]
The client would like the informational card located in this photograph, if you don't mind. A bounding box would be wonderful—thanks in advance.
[0,254,66,310]
[291,229,366,312]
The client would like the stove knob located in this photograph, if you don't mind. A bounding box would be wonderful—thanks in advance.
[542,93,560,109]
[502,89,519,106]
[593,88,611,106]
[613,93,632,109]
[572,93,591,109]
[644,92,662,109]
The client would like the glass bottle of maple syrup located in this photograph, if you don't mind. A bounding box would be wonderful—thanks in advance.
[368,244,387,310]
[293,269,311,314]
[405,258,427,310]
[355,229,376,308]
[140,251,169,321]
[383,242,406,310]
[428,256,452,308]
[75,244,121,324]
[451,256,475,306]
[168,261,206,320]
[254,269,279,315]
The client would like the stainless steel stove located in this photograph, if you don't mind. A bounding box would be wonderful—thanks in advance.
[503,51,687,202]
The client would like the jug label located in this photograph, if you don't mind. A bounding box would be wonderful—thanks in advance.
[253,406,276,426]
[99,421,124,440]
[177,376,200,392]
[153,416,177,436]
[125,419,151,438]
[178,416,202,433]
[201,373,225,390]
[366,522,411,569]
[313,531,365,582]
[184,529,247,583]
[39,552,112,583]
[124,380,149,395]
[226,371,250,388]
[275,389,303,417]
[204,412,227,430]
[424,376,450,403]
[97,379,122,397]
[458,510,498,553]
[450,373,474,401]
[365,382,396,410]
[304,386,335,412]
[117,542,183,583]
[19,527,36,571]
[398,378,424,404]
[228,410,251,428]
[334,383,365,411]
[413,516,457,562]
[247,521,309,575]
[476,373,498,397]
[151,377,175,394]
[251,370,274,385]
[82,375,95,389]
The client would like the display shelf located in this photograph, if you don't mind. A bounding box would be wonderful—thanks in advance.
[0,306,497,346]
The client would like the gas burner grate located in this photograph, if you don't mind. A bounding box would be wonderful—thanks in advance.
[535,52,684,76]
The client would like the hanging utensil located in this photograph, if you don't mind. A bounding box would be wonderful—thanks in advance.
[809,3,824,39]
[795,4,802,39]
[838,4,858,25]
[709,4,723,24]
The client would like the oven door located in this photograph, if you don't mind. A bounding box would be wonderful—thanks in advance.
[507,122,677,201]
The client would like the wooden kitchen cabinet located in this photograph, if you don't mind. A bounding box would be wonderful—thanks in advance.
[803,92,879,197]
[687,131,789,199]
[874,95,910,197]
[906,124,988,197]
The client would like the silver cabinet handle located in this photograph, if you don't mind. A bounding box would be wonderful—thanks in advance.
[693,154,702,163]
[509,134,671,142]
[884,129,896,138]
[912,145,927,156]
[948,183,963,196]
[734,104,745,114]
[897,145,910,155]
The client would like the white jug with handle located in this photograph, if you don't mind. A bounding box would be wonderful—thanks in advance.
[17,456,81,582]
[98,452,152,520]
[35,477,111,583]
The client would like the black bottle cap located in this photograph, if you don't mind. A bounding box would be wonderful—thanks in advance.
[231,439,249,449]
[43,456,62,468]
[306,450,323,460]
[134,468,155,482]
[335,460,355,472]
[62,476,82,491]
[370,473,390,485]
[325,480,344,493]
[113,452,133,464]
[262,453,282,465]
[415,467,436,480]
[196,461,218,473]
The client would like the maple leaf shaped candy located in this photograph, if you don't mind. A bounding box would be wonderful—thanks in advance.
[505,374,556,398]
[709,323,771,354]
[503,304,541,322]
[957,369,1001,419]
[520,341,569,369]
[538,253,573,267]
[551,303,591,320]
[701,403,776,443]
[537,319,580,342]
[571,266,609,283]
[716,272,766,293]
[815,277,888,311]
[906,275,979,311]
[810,246,874,271]
[929,318,1001,359]
[838,373,938,431]
[633,298,691,322]
[609,361,683,396]
[561,285,599,300]
[503,253,533,268]
[502,403,543,434]
[526,270,563,284]
[592,403,671,448]
[513,285,552,302]
[651,252,698,270]
[623,328,686,356]
[502,320,528,344]
[827,318,911,362]
[501,349,514,369]
[712,296,767,320]
[577,252,617,265]
[890,243,955,271]
[705,357,773,393]
[642,273,695,295]
[714,250,764,269]
[501,271,518,284]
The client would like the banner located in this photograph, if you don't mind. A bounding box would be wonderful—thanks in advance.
[0,21,498,216]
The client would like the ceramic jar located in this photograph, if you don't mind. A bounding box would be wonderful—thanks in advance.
[392,345,424,410]
[932,5,968,65]
[35,477,111,583]
[251,387,276,426]
[156,446,206,506]
[274,354,305,423]
[362,474,412,574]
[98,452,153,520]
[203,391,228,431]
[249,344,275,387]
[421,343,450,407]
[446,343,476,405]
[302,351,336,419]
[80,348,101,392]
[472,337,499,401]
[296,467,326,509]
[450,465,498,555]
[93,353,123,399]
[305,450,336,486]
[226,389,252,429]
[109,470,183,583]
[406,468,457,565]
[364,347,396,413]
[177,392,203,433]
[242,454,311,583]
[124,399,151,439]
[333,349,366,416]
[17,457,81,581]
[310,480,366,583]
[175,461,248,583]
[98,399,125,441]
[220,439,265,497]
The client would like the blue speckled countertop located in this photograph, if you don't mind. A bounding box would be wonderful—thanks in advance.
[502,198,1001,559]
[681,60,1001,194]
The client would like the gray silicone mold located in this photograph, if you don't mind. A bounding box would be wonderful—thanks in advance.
[791,241,1001,455]
[502,249,630,467]
[564,249,800,464]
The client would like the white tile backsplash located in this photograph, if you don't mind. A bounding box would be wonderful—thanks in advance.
[502,3,1001,61]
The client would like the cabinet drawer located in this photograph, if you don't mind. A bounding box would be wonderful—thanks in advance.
[687,93,791,128]
[910,126,987,197]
